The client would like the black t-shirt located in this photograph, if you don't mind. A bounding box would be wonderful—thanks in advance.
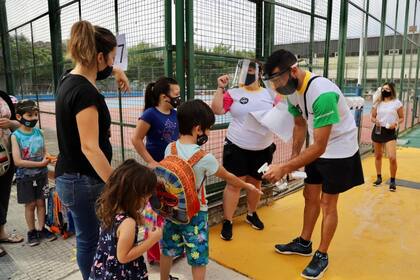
[55,73,112,181]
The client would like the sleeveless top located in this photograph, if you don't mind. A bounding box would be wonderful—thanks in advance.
[89,213,148,280]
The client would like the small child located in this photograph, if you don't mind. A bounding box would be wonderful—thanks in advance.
[89,159,162,280]
[11,100,56,246]
[159,99,262,280]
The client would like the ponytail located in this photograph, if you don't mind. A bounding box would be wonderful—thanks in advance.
[66,21,116,67]
[144,82,157,111]
[143,77,179,111]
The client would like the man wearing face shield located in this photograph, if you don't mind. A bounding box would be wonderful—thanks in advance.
[262,49,364,280]
[211,59,277,241]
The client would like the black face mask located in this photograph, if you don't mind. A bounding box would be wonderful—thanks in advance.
[166,96,182,109]
[19,117,38,128]
[196,133,208,146]
[96,65,113,81]
[244,73,256,86]
[275,72,299,95]
[382,90,392,98]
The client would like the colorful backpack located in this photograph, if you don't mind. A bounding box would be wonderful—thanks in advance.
[46,187,74,239]
[152,142,207,224]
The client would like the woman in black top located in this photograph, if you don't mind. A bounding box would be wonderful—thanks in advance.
[55,20,129,280]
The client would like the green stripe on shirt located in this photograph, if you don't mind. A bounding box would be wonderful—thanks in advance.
[312,92,340,128]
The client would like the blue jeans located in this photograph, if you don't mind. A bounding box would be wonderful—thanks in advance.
[56,173,104,280]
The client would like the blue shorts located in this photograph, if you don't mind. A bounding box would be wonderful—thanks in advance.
[161,211,208,266]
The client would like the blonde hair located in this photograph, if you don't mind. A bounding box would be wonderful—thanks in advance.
[66,20,116,67]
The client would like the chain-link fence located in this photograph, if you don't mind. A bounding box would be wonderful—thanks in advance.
[1,0,420,204]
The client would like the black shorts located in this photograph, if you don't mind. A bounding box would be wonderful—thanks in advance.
[304,151,364,194]
[222,138,276,180]
[371,126,397,143]
[16,174,49,204]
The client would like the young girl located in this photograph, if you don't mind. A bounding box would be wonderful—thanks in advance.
[131,77,180,264]
[89,159,162,280]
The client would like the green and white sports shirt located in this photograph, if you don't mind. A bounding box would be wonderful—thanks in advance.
[287,71,358,159]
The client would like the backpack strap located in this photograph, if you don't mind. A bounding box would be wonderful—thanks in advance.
[303,76,321,119]
[170,142,178,155]
[187,149,207,167]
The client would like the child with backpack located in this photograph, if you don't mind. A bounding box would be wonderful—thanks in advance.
[89,159,161,280]
[158,99,263,280]
[131,77,181,264]
[10,100,56,246]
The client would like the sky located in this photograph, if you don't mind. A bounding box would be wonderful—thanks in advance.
[4,0,420,51]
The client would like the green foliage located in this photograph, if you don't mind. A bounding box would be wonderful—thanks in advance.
[1,33,255,92]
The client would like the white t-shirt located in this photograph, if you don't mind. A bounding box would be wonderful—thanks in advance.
[287,72,359,159]
[223,87,275,150]
[164,141,219,211]
[374,99,403,127]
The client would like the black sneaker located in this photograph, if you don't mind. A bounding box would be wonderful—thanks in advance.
[220,220,233,241]
[389,182,396,192]
[246,212,264,230]
[274,237,312,256]
[301,250,329,279]
[37,227,57,242]
[373,177,382,186]
[27,230,40,247]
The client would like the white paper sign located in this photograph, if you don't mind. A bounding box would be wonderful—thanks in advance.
[245,110,271,136]
[115,34,128,71]
[244,102,295,142]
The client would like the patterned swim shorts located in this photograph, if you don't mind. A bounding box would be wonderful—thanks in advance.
[161,211,208,266]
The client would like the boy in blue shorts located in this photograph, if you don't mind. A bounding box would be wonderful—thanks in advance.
[11,100,56,246]
[159,99,261,280]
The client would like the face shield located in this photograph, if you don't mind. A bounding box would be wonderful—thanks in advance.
[262,63,298,96]
[232,59,260,88]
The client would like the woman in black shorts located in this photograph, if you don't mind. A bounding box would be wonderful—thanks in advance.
[371,82,404,191]
[211,60,276,240]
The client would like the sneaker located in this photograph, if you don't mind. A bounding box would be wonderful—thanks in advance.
[27,230,40,247]
[389,182,396,192]
[373,177,382,186]
[246,212,264,230]
[220,220,233,241]
[274,237,312,256]
[37,227,57,242]
[301,250,329,279]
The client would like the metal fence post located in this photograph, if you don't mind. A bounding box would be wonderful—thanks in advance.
[413,46,420,127]
[256,0,263,60]
[361,0,369,91]
[399,0,410,101]
[263,0,274,59]
[0,0,14,95]
[114,0,125,162]
[185,0,195,100]
[164,0,173,78]
[336,0,349,89]
[377,0,387,86]
[175,0,186,100]
[48,0,63,95]
[390,0,399,82]
[308,0,315,72]
[323,0,333,78]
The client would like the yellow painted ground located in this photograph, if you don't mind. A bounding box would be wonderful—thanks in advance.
[209,147,420,280]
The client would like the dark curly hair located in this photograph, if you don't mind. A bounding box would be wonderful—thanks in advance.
[96,159,157,230]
